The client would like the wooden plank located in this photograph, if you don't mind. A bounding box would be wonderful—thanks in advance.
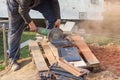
[48,43,84,77]
[48,43,59,60]
[58,58,84,77]
[2,25,8,66]
[29,41,49,72]
[48,41,87,67]
[60,58,83,73]
[70,35,100,65]
[69,60,86,67]
[40,41,57,66]
[60,21,75,32]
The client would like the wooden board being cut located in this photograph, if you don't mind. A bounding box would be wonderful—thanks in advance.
[40,41,57,66]
[70,35,100,65]
[47,43,84,77]
[29,41,49,72]
[48,43,59,59]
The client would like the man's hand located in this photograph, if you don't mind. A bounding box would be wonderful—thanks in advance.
[29,21,37,32]
[54,19,61,28]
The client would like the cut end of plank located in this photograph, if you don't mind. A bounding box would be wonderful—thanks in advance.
[29,41,49,72]
[70,35,100,65]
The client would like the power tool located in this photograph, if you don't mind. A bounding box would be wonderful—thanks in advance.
[37,27,82,63]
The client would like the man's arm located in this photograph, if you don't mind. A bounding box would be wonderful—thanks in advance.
[51,0,61,19]
[51,0,61,27]
[18,0,37,31]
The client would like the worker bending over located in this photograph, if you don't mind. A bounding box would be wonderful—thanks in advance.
[7,0,61,71]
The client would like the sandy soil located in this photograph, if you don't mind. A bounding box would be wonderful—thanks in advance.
[0,58,39,80]
[88,71,120,80]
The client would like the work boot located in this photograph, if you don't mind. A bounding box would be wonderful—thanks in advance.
[11,62,20,71]
[10,60,20,71]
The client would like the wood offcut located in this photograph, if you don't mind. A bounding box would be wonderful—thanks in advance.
[29,41,49,72]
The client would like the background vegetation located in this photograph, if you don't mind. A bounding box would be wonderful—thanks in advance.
[0,31,36,70]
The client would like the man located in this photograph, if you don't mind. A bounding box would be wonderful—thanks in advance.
[7,0,61,71]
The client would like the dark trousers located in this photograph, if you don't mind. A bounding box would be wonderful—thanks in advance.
[6,0,56,61]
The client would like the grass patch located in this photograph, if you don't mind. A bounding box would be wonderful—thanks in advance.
[21,31,36,42]
[0,31,36,62]
[0,64,5,70]
[20,31,36,58]
[20,46,30,58]
[0,32,4,61]
[86,35,120,46]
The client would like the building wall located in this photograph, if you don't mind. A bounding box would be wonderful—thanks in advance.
[0,0,104,20]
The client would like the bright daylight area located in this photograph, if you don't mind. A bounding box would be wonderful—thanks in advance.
[0,0,120,80]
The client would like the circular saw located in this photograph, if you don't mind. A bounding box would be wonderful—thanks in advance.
[48,28,64,42]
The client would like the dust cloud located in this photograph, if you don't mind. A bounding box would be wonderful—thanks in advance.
[74,0,120,38]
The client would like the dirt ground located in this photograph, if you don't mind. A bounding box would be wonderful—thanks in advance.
[0,45,120,80]
[0,58,39,80]
[90,45,120,76]
[87,45,120,80]
[1,0,120,80]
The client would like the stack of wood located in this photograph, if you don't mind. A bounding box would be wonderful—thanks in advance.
[29,34,100,80]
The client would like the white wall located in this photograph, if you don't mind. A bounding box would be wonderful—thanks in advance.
[0,0,104,20]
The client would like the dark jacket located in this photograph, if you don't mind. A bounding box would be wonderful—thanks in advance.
[16,0,60,24]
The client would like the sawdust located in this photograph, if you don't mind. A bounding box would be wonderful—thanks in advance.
[77,1,120,37]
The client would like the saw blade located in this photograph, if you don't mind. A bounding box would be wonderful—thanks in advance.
[48,28,64,42]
